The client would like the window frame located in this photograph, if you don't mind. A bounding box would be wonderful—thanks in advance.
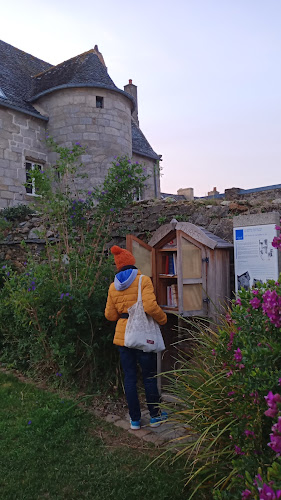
[25,161,43,196]
[96,96,104,108]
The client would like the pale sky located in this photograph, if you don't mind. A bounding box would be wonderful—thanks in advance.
[2,0,281,196]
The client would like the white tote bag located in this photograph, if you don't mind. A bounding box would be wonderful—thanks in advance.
[124,275,165,353]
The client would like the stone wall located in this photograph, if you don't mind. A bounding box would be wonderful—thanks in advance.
[0,108,47,208]
[132,153,160,199]
[1,196,280,272]
[0,88,159,206]
[34,87,133,191]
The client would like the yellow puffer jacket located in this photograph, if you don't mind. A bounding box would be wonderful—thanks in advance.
[105,269,167,346]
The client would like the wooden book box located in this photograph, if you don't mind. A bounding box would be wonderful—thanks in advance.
[126,220,233,379]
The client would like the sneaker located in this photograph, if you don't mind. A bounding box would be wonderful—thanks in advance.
[130,419,141,430]
[150,412,168,428]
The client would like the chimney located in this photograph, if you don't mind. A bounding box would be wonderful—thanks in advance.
[124,79,139,125]
[93,45,107,69]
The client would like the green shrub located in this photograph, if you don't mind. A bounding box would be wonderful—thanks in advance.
[0,138,149,392]
[163,277,281,499]
[1,204,34,221]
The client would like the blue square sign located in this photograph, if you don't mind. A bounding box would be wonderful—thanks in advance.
[235,229,244,240]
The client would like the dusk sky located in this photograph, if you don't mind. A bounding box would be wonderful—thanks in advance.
[2,0,281,196]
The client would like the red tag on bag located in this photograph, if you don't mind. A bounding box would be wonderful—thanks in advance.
[146,339,155,344]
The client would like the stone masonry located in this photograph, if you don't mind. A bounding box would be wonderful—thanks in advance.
[0,108,48,208]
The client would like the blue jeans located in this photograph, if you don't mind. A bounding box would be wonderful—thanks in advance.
[118,346,160,421]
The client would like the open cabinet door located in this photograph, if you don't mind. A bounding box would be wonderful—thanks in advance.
[126,235,155,282]
[177,230,208,316]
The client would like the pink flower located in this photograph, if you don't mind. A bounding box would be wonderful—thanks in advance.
[268,434,281,454]
[242,490,252,499]
[225,313,232,323]
[235,298,242,306]
[265,407,279,418]
[234,445,245,455]
[226,370,233,377]
[234,347,243,362]
[244,429,256,438]
[258,483,281,499]
[252,289,259,295]
[272,417,281,435]
[211,349,216,356]
[249,297,261,309]
[262,290,281,328]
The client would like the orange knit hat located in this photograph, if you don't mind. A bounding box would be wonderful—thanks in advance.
[111,245,136,270]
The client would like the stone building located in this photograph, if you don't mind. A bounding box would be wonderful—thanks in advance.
[0,40,161,208]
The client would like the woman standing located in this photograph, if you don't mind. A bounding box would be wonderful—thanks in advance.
[105,245,167,430]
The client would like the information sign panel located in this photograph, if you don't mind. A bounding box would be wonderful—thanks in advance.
[233,224,279,292]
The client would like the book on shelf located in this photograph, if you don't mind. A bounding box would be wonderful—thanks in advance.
[166,284,178,307]
[171,284,178,307]
[173,253,177,275]
[164,253,177,275]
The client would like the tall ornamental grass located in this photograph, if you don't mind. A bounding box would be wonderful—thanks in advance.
[162,224,281,499]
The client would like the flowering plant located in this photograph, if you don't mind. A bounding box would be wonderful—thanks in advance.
[164,228,281,498]
[0,139,149,390]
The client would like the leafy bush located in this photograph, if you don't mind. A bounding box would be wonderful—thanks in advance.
[1,204,34,221]
[0,138,149,392]
[163,257,281,498]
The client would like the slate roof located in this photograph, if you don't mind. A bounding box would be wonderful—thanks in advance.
[0,40,160,160]
[0,40,52,118]
[30,50,119,100]
[131,120,160,160]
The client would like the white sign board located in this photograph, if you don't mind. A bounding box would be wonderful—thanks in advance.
[233,224,279,292]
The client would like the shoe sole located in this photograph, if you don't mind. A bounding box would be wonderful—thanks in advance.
[150,422,162,428]
[130,425,141,430]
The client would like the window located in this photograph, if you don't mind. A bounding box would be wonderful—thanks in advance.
[25,161,42,195]
[133,187,143,202]
[96,96,104,108]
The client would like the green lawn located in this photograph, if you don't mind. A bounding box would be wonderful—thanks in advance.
[0,371,186,500]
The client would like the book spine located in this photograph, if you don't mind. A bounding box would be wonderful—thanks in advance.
[173,253,177,275]
[171,284,178,307]
[168,254,174,274]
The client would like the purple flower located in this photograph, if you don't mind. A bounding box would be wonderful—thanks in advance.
[56,372,62,377]
[244,429,255,438]
[249,297,261,309]
[211,349,216,356]
[234,347,243,362]
[265,407,279,418]
[258,483,281,499]
[235,297,242,306]
[268,433,281,454]
[116,162,120,167]
[228,391,235,396]
[28,420,32,425]
[234,445,244,455]
[262,290,281,328]
[2,265,6,269]
[242,490,252,499]
[60,293,64,299]
[75,142,81,146]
